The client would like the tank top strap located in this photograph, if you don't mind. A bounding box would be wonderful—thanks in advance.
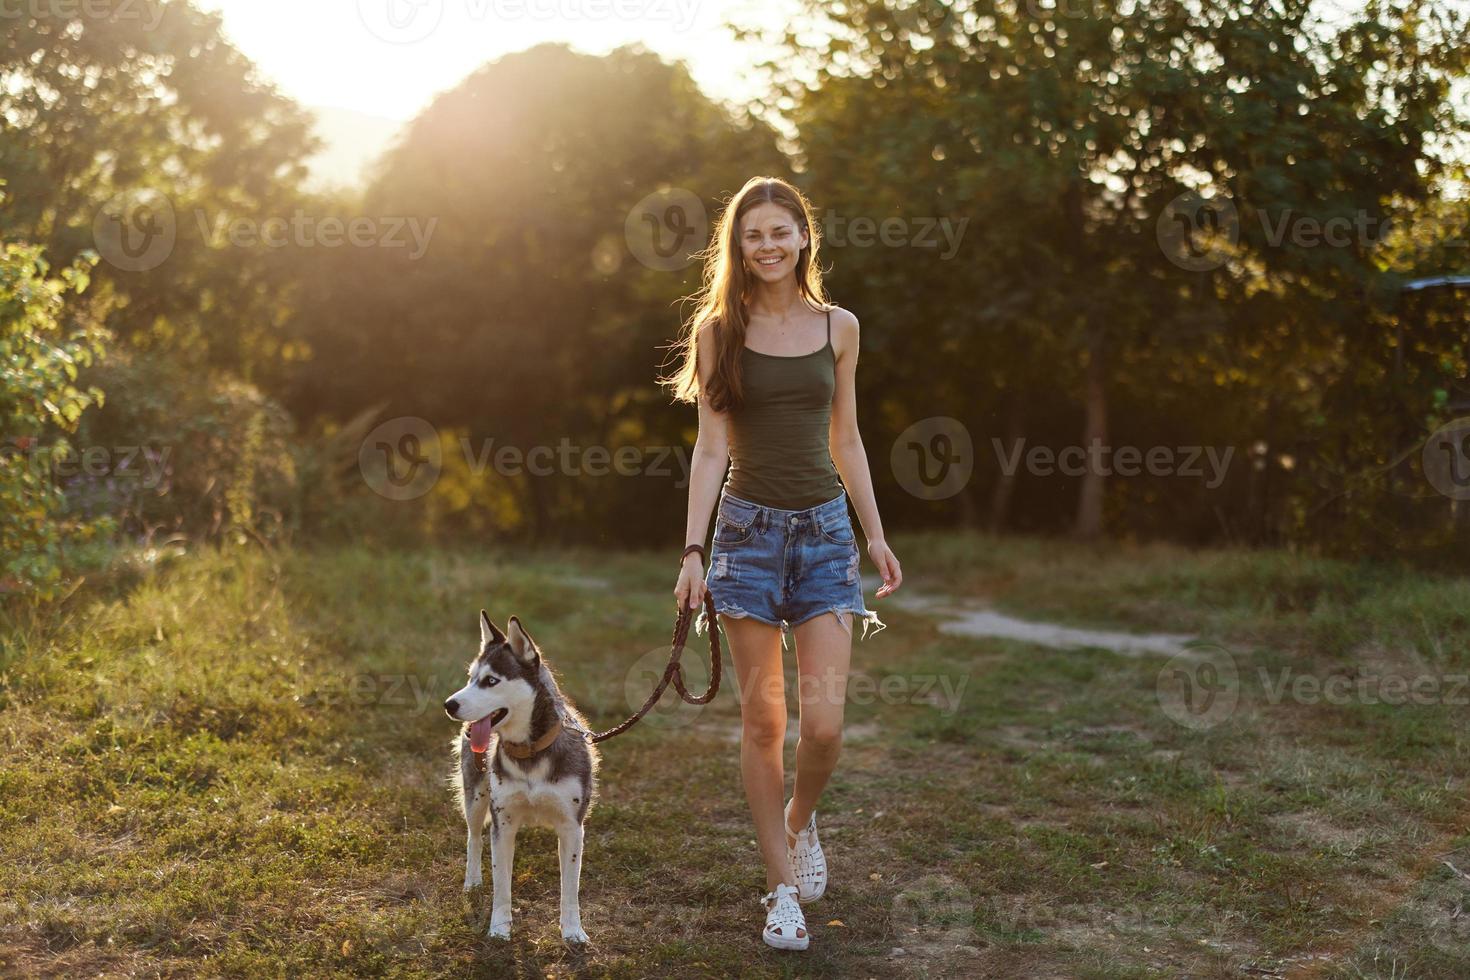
[826,308,831,348]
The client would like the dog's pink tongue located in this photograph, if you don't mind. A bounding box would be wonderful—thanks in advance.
[468,716,497,753]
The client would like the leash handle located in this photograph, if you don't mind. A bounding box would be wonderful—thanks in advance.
[584,590,721,745]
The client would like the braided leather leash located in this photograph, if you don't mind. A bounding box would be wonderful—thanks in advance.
[583,586,721,743]
[472,548,721,771]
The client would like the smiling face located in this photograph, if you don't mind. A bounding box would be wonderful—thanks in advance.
[738,201,808,286]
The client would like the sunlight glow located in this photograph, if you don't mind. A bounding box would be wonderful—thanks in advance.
[196,0,785,122]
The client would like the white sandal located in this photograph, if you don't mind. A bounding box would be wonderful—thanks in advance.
[784,799,827,903]
[760,882,809,950]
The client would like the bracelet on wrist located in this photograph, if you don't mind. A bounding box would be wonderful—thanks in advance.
[681,544,706,565]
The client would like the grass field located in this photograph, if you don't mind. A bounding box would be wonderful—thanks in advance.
[2,532,1469,977]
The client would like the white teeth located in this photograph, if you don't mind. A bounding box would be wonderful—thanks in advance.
[758,257,781,265]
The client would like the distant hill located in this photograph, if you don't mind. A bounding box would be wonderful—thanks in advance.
[304,106,406,191]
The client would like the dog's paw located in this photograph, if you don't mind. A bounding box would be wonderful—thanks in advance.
[487,919,512,941]
[462,876,483,892]
[561,925,590,944]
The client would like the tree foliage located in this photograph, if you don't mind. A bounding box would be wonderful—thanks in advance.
[744,0,1470,552]
[286,43,786,541]
[2,2,1467,565]
[0,0,317,374]
[0,240,110,596]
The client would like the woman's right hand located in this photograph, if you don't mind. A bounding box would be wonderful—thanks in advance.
[674,554,706,611]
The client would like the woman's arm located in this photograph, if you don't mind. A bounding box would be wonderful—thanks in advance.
[676,323,730,609]
[828,307,902,598]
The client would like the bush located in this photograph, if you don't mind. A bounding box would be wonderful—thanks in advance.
[0,243,112,598]
[74,349,297,544]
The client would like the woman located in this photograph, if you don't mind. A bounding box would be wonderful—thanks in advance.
[662,176,903,950]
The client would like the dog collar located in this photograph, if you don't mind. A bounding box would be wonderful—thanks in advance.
[499,719,564,761]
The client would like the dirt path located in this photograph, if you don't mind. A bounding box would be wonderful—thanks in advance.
[871,576,1198,657]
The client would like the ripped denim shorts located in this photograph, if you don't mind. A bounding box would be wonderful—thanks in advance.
[694,487,887,649]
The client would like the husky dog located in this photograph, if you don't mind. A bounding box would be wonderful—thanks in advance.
[443,611,599,943]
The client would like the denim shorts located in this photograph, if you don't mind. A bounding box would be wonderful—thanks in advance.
[694,488,887,649]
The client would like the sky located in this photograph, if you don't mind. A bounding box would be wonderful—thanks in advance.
[198,0,1384,125]
[196,0,790,122]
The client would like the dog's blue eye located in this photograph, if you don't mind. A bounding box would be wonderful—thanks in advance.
[478,676,498,688]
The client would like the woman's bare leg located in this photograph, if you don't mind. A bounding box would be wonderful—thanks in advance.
[788,611,853,836]
[722,613,798,892]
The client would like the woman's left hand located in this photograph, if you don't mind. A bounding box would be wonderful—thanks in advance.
[867,539,902,599]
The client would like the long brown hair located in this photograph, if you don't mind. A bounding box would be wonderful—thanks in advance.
[660,176,831,413]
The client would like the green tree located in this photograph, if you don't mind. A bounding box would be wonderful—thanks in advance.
[754,0,1469,545]
[0,0,317,377]
[288,43,786,541]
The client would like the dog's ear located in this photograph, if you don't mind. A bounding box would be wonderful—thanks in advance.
[506,616,539,666]
[480,610,507,648]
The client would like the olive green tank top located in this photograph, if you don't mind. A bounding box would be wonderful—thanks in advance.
[725,308,843,510]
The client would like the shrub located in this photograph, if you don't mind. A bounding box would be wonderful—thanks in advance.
[0,243,112,598]
[74,349,297,544]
